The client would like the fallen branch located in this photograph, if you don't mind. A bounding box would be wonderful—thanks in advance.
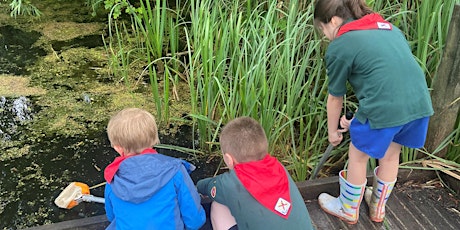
[422,159,460,180]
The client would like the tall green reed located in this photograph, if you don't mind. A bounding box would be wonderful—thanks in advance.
[104,0,460,179]
[105,0,187,124]
[369,0,460,85]
[185,0,340,180]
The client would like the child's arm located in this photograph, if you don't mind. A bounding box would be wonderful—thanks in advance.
[196,174,231,205]
[104,184,114,222]
[196,177,214,197]
[175,165,206,230]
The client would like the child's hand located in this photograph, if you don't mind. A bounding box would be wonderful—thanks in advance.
[338,111,354,133]
[328,131,343,146]
[199,193,209,199]
[338,115,352,132]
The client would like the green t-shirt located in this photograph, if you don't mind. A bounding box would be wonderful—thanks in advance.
[196,169,314,230]
[326,25,433,129]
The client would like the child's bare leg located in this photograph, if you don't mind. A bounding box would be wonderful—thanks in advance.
[211,201,237,230]
[377,142,401,181]
[347,142,370,184]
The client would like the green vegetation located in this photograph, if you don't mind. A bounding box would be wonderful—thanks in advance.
[101,0,460,181]
[4,0,459,181]
[1,0,103,17]
[4,0,42,17]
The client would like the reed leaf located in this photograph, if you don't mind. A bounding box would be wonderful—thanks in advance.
[104,0,460,180]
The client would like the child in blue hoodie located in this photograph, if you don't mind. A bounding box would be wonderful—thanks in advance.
[104,108,206,230]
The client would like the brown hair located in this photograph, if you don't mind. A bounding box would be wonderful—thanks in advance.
[219,117,268,162]
[314,0,373,25]
[107,108,160,154]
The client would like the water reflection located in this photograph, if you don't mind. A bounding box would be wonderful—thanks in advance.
[0,96,32,140]
[0,25,46,76]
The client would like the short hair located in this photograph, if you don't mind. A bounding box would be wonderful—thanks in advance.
[107,108,160,154]
[219,117,268,162]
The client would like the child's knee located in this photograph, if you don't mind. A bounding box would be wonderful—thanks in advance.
[210,202,237,230]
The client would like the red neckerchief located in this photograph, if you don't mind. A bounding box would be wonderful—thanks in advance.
[104,148,157,183]
[336,13,392,38]
[234,154,291,218]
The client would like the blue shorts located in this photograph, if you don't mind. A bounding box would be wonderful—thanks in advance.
[349,117,430,159]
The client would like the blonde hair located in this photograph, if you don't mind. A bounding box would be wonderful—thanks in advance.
[107,108,160,154]
[219,117,268,162]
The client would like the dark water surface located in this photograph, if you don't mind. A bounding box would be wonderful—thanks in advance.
[0,96,219,229]
[0,5,220,229]
[0,25,47,75]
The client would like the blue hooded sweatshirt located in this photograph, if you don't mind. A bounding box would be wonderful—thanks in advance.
[104,152,205,230]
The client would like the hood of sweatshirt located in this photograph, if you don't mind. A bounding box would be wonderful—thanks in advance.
[105,152,182,203]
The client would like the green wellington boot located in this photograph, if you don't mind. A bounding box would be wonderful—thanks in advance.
[365,166,396,222]
[318,170,366,224]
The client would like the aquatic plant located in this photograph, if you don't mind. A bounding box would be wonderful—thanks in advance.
[5,0,41,17]
[103,0,460,180]
[2,0,107,18]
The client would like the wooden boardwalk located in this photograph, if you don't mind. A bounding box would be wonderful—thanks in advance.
[298,169,460,230]
[25,169,460,230]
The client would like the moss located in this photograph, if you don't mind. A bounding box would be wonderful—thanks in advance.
[0,75,46,97]
[39,22,104,41]
[0,4,198,227]
[24,43,194,137]
[0,141,31,161]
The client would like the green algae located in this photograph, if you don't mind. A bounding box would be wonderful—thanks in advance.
[0,142,31,161]
[27,45,156,137]
[0,75,46,97]
[0,2,196,228]
[40,22,104,41]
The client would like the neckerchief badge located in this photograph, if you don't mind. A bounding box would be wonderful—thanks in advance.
[274,197,291,216]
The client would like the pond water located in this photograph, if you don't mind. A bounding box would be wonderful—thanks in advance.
[0,96,219,229]
[0,25,47,75]
[0,4,220,229]
[0,97,218,229]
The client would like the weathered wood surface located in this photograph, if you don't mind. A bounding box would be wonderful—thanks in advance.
[426,4,460,157]
[24,215,109,230]
[296,167,438,200]
[24,168,460,230]
[303,169,460,230]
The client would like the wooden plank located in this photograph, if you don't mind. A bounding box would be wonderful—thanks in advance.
[302,168,443,230]
[388,192,425,230]
[403,185,460,229]
[355,204,381,230]
[385,190,418,229]
[429,204,458,229]
[442,173,460,195]
[24,215,108,230]
[297,167,437,200]
[305,201,337,230]
[393,190,438,229]
[25,168,452,230]
[308,184,460,230]
[426,4,460,157]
